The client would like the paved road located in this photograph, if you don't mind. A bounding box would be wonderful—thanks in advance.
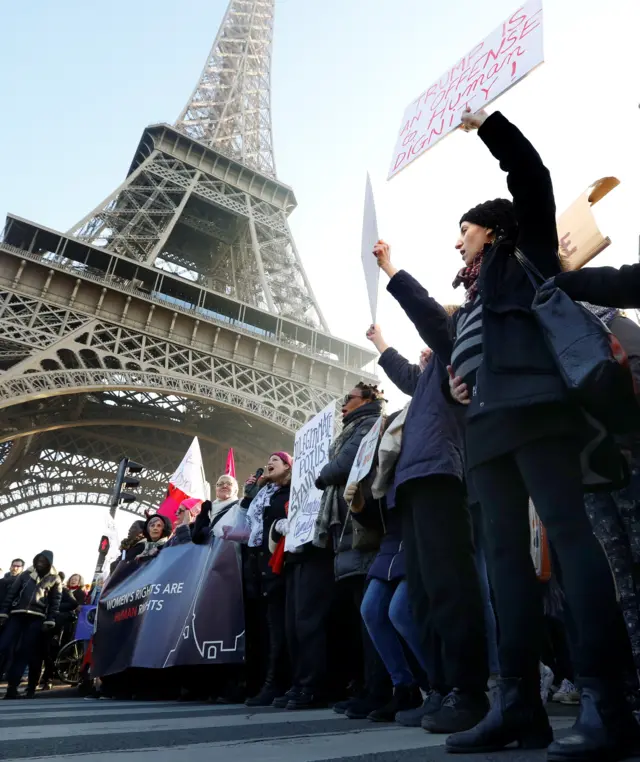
[0,695,611,762]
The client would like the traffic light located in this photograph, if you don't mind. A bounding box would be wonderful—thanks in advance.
[110,457,144,512]
[98,535,110,555]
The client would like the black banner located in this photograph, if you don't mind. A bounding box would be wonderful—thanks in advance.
[92,537,245,676]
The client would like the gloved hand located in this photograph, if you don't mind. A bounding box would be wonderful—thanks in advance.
[315,475,327,491]
[274,519,289,536]
[43,621,56,631]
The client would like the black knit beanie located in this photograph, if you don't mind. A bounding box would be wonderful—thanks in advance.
[459,198,517,241]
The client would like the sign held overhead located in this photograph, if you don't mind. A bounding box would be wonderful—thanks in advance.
[361,174,380,322]
[388,0,544,179]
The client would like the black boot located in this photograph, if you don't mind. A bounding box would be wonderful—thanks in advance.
[397,689,444,727]
[547,678,640,762]
[3,686,19,700]
[445,677,553,753]
[286,689,326,710]
[422,687,490,734]
[245,682,279,707]
[368,684,423,723]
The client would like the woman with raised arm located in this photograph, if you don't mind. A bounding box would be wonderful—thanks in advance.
[376,108,635,761]
[444,108,635,761]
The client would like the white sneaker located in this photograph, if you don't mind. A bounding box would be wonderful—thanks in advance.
[552,678,580,705]
[540,663,554,705]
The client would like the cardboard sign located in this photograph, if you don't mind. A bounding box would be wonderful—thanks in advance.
[286,401,336,551]
[388,0,544,178]
[346,416,383,494]
[557,177,620,272]
[361,174,380,321]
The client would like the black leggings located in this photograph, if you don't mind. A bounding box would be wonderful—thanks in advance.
[473,435,621,687]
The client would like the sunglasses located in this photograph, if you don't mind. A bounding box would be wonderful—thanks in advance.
[342,394,363,406]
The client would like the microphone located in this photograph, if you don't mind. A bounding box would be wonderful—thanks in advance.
[254,467,264,480]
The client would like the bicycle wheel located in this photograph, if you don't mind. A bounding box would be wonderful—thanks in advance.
[55,640,85,685]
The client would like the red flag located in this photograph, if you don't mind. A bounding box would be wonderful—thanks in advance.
[225,448,236,478]
[157,438,208,529]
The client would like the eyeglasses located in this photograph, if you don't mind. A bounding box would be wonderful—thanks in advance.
[216,482,232,488]
[342,394,363,406]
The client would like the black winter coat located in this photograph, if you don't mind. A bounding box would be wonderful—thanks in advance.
[317,401,384,580]
[317,401,384,491]
[555,263,640,310]
[242,484,289,597]
[0,573,17,610]
[0,566,62,623]
[459,111,567,419]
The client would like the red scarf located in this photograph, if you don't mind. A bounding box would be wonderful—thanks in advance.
[452,252,484,302]
[268,501,288,575]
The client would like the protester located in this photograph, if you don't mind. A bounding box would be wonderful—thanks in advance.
[345,411,425,723]
[66,574,88,606]
[133,515,174,562]
[38,572,84,691]
[364,275,490,734]
[234,454,292,707]
[312,383,391,716]
[0,551,61,699]
[193,475,240,541]
[440,107,634,758]
[0,559,24,605]
[110,521,146,574]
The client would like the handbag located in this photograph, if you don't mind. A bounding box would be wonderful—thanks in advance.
[514,249,639,434]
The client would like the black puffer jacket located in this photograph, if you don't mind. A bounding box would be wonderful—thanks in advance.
[0,551,62,624]
[316,400,384,580]
[317,401,384,491]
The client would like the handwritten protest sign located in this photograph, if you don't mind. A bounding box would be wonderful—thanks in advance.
[346,415,383,496]
[286,401,336,551]
[557,177,620,272]
[361,174,380,321]
[388,0,543,179]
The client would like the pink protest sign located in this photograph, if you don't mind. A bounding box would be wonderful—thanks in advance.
[388,1,543,179]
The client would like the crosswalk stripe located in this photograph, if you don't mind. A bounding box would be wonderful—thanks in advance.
[0,713,575,762]
[0,701,245,720]
[0,708,364,740]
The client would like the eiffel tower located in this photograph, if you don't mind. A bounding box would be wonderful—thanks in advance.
[0,0,375,523]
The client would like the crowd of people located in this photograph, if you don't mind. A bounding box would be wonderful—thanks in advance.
[0,556,88,698]
[4,106,640,762]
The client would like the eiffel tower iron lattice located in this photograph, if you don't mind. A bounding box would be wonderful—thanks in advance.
[0,0,376,523]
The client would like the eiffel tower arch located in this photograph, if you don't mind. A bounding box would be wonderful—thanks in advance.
[0,0,375,523]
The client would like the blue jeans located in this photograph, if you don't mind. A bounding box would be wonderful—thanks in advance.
[471,503,500,675]
[361,578,429,687]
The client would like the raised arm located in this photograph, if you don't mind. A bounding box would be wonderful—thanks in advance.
[554,264,640,309]
[366,324,421,396]
[373,242,454,362]
[467,109,559,278]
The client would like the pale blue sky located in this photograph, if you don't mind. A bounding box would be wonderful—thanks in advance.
[0,0,637,578]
